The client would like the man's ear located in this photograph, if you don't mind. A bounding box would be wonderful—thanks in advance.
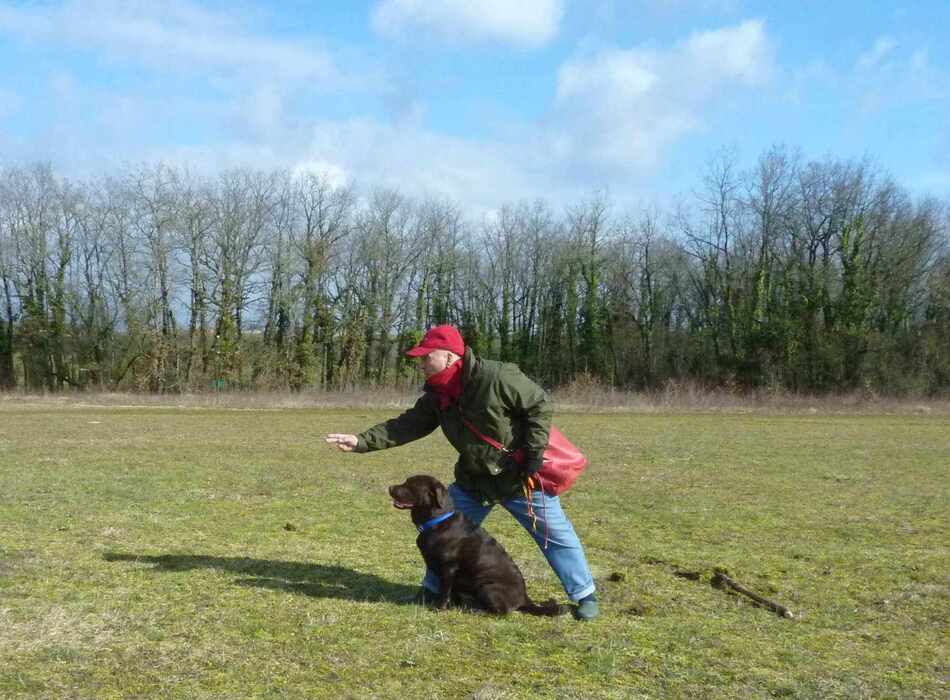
[444,350,461,370]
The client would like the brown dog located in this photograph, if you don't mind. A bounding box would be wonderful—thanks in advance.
[388,475,563,616]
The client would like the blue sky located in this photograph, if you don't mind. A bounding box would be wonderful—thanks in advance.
[1,0,948,212]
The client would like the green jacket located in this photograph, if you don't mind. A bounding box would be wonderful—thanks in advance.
[356,346,552,501]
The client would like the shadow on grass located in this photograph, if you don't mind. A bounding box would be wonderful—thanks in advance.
[103,552,418,605]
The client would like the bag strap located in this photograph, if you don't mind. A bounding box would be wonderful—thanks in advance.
[458,412,509,453]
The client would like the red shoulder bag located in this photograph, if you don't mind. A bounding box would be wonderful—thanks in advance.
[460,415,588,496]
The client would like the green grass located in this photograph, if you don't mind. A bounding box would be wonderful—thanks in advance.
[0,406,947,698]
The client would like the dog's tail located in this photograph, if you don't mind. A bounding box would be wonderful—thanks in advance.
[518,597,567,617]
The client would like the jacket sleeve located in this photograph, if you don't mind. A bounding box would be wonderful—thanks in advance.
[496,364,552,461]
[355,393,441,452]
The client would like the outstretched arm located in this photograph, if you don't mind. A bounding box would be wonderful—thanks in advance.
[325,393,441,453]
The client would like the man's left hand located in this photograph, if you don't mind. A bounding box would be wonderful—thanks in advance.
[520,452,545,478]
[500,451,544,477]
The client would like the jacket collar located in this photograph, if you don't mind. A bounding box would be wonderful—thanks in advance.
[461,345,478,388]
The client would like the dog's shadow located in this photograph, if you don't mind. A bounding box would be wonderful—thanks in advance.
[103,552,418,605]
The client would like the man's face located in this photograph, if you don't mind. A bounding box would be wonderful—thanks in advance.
[418,349,455,378]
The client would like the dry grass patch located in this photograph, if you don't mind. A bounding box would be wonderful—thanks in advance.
[2,385,949,415]
[0,605,120,655]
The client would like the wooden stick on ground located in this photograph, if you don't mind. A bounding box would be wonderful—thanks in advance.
[711,570,794,619]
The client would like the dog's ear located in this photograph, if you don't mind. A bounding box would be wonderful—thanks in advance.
[431,481,450,511]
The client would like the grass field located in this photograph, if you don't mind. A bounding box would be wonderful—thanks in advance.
[1,401,947,698]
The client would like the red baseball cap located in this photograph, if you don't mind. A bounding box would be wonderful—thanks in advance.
[405,325,465,357]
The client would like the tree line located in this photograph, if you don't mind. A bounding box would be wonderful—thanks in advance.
[0,146,947,395]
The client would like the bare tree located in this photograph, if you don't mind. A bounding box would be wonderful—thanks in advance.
[290,172,354,389]
[481,204,522,361]
[171,169,215,387]
[2,165,59,389]
[125,164,182,390]
[0,174,18,388]
[0,150,945,396]
[566,192,613,377]
[204,169,276,385]
[349,188,421,385]
[69,178,120,388]
[605,208,684,386]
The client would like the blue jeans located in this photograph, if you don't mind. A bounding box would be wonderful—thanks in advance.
[421,483,596,602]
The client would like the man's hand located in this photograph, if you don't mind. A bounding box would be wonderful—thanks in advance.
[500,451,544,477]
[520,452,545,478]
[325,434,359,452]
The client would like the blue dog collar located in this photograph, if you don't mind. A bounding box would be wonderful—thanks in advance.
[417,511,455,533]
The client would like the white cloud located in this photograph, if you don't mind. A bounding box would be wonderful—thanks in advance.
[239,87,287,138]
[552,19,772,168]
[857,36,898,71]
[907,48,950,100]
[0,5,778,214]
[97,113,594,216]
[0,0,363,171]
[854,40,950,113]
[677,19,771,86]
[371,0,564,47]
[289,24,781,213]
[299,118,548,212]
[292,159,351,190]
[104,116,548,215]
[0,0,340,85]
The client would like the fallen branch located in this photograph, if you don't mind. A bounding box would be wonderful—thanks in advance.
[711,569,794,619]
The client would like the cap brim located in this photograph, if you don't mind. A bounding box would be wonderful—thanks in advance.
[405,346,434,357]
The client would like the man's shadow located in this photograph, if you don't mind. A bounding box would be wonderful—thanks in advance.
[104,552,418,604]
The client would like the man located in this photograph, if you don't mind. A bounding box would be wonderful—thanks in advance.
[326,324,598,620]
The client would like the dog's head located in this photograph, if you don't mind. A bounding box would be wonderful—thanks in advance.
[388,475,453,522]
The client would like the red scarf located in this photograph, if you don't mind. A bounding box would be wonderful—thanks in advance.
[426,359,464,409]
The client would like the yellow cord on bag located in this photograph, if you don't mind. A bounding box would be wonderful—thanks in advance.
[523,476,537,532]
[523,474,549,550]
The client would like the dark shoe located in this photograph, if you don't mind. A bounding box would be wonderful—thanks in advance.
[574,594,599,621]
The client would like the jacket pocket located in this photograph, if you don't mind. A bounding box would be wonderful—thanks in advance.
[460,440,505,476]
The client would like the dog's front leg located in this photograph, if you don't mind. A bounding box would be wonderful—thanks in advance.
[437,564,459,610]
